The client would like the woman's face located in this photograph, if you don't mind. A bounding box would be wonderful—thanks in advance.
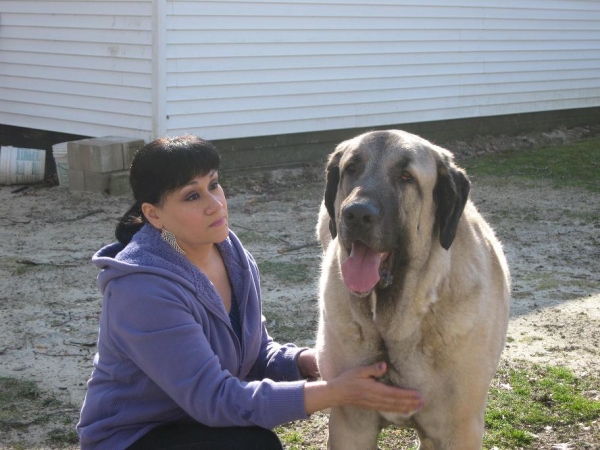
[143,170,229,252]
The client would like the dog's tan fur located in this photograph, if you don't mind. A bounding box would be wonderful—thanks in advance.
[316,130,510,450]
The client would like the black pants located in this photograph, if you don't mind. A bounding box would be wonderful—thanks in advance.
[126,422,283,450]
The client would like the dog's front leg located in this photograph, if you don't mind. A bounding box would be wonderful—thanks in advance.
[327,405,380,450]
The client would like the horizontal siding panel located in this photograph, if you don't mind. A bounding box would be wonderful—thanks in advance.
[168,28,466,44]
[1,1,151,16]
[170,15,600,31]
[0,75,150,103]
[167,69,600,102]
[171,15,487,30]
[167,62,600,88]
[0,63,152,89]
[170,3,486,19]
[168,79,600,116]
[167,38,600,59]
[1,26,152,46]
[168,72,597,103]
[169,63,486,86]
[0,88,150,117]
[1,38,152,59]
[0,100,152,130]
[4,13,151,30]
[0,51,152,74]
[167,28,598,45]
[476,97,600,117]
[167,70,600,99]
[170,1,600,20]
[482,5,600,20]
[172,0,593,5]
[167,49,600,72]
[168,88,600,127]
[482,18,599,30]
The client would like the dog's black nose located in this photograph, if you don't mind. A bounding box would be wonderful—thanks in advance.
[342,201,380,228]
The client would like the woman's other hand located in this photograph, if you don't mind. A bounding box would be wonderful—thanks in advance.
[304,362,423,415]
[297,348,319,380]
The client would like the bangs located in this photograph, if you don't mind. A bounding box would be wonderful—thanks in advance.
[162,141,221,194]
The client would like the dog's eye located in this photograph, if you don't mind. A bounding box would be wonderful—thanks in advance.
[400,171,413,182]
[344,163,356,175]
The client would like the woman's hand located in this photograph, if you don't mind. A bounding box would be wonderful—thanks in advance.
[303,362,423,415]
[297,348,320,380]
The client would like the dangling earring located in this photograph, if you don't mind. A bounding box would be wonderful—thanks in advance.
[161,228,186,255]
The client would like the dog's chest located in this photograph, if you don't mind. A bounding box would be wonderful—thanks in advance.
[349,290,447,381]
[349,295,429,365]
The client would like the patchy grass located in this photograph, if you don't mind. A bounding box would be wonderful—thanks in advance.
[0,377,79,448]
[519,271,599,293]
[485,361,600,448]
[265,304,319,346]
[462,138,600,191]
[275,361,600,449]
[235,230,281,245]
[258,259,316,283]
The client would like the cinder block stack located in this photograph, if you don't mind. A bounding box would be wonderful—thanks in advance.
[67,136,144,196]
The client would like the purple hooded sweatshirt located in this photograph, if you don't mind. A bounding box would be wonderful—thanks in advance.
[77,224,309,450]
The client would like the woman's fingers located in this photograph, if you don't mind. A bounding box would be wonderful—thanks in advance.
[337,362,424,413]
[359,382,424,413]
[355,361,388,379]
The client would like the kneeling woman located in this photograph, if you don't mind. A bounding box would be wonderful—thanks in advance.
[77,135,423,450]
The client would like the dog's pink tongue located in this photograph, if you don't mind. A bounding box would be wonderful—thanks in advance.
[341,242,384,293]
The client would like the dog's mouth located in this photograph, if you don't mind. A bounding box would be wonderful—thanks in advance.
[341,241,395,297]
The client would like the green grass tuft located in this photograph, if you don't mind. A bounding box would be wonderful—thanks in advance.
[275,361,600,449]
[462,138,600,191]
[0,377,79,446]
[484,362,600,448]
[258,260,314,283]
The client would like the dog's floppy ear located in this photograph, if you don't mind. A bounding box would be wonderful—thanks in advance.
[434,158,471,250]
[323,149,344,239]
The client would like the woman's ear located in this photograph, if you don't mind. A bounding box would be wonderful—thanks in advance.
[141,202,162,229]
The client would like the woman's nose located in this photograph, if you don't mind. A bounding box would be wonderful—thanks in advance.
[206,192,224,212]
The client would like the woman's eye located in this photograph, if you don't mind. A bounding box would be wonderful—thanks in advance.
[209,180,219,190]
[185,193,200,201]
[400,171,413,182]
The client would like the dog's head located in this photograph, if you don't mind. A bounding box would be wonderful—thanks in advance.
[323,130,470,297]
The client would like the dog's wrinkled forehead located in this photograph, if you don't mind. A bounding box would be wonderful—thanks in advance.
[341,130,438,176]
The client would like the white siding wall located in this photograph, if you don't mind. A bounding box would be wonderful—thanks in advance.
[0,0,154,140]
[166,0,600,140]
[1,1,599,142]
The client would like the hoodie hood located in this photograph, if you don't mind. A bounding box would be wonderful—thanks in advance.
[93,224,250,316]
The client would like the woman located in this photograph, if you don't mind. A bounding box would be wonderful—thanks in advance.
[77,135,423,450]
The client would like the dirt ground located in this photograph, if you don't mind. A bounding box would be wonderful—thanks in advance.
[0,126,598,448]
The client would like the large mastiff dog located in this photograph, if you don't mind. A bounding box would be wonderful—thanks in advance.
[316,130,510,450]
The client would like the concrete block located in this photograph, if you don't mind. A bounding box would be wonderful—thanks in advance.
[67,138,124,173]
[68,169,85,191]
[123,141,144,169]
[108,170,132,197]
[83,171,111,194]
[101,136,144,169]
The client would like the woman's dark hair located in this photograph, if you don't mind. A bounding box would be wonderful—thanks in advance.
[115,134,220,245]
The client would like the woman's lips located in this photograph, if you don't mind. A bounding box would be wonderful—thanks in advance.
[210,217,227,227]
